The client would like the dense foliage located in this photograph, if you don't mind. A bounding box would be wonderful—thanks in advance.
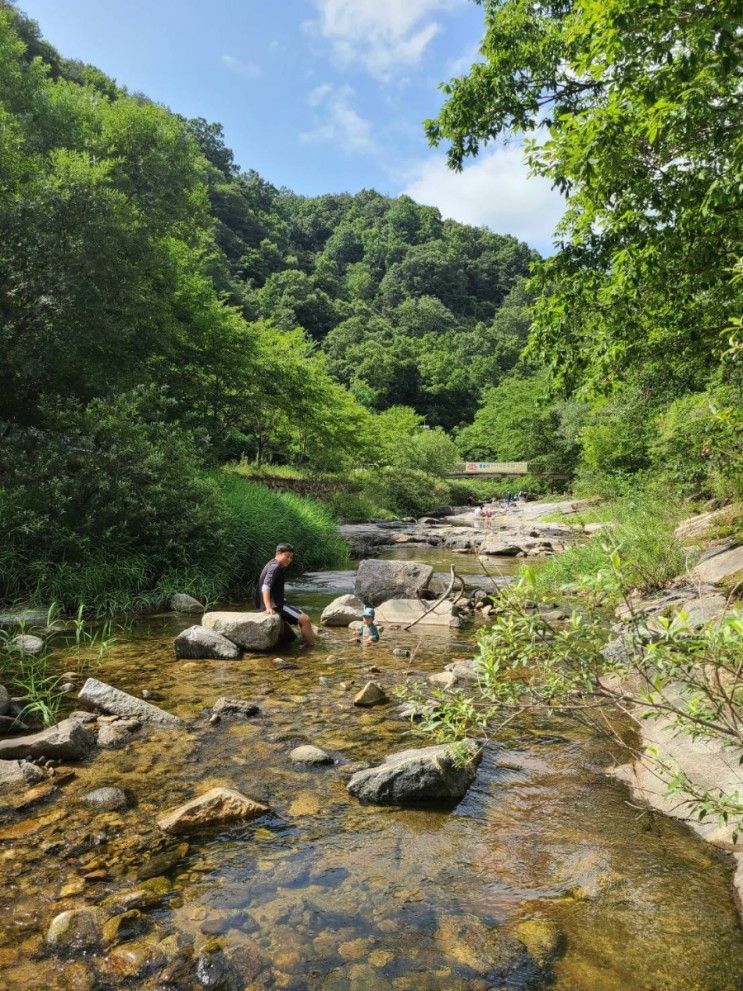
[428,0,742,497]
[0,2,538,606]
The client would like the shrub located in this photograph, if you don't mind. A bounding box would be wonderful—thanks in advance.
[649,386,743,499]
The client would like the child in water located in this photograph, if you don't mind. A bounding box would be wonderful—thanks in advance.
[357,607,379,644]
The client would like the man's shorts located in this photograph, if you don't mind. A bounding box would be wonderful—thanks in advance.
[280,604,304,625]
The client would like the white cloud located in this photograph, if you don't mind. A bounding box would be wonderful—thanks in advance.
[299,84,377,155]
[307,0,462,81]
[401,146,565,252]
[220,54,261,78]
[445,39,483,78]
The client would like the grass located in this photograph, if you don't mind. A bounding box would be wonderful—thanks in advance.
[521,492,689,603]
[15,471,349,615]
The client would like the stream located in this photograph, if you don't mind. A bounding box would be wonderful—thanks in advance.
[1,545,743,990]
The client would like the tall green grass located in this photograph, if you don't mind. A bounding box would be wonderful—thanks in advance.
[524,492,689,602]
[20,472,348,614]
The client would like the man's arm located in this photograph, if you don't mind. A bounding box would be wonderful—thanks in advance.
[262,586,276,613]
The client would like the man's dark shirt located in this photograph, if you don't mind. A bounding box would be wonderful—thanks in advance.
[255,559,285,610]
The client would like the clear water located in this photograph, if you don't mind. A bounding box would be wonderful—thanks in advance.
[1,549,742,989]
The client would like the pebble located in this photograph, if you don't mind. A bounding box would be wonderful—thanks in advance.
[290,745,333,765]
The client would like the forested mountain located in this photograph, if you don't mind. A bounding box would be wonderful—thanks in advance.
[186,127,535,429]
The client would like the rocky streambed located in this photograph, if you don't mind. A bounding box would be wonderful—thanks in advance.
[1,532,743,988]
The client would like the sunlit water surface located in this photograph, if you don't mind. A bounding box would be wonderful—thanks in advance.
[1,546,742,990]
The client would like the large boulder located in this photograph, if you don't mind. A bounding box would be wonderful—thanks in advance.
[354,560,433,607]
[157,787,268,834]
[374,599,454,628]
[347,740,482,806]
[685,545,743,586]
[0,758,48,795]
[201,611,281,651]
[0,717,96,762]
[0,684,8,717]
[320,594,364,626]
[170,593,204,613]
[174,625,240,660]
[78,678,182,727]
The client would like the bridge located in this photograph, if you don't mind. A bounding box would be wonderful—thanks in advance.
[449,461,530,478]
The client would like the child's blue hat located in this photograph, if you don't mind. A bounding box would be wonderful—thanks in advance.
[362,607,375,618]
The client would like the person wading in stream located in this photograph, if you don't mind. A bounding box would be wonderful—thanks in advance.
[255,542,315,648]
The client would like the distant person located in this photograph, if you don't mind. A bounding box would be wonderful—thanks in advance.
[255,542,315,648]
[473,504,483,529]
[355,607,379,644]
[482,504,493,530]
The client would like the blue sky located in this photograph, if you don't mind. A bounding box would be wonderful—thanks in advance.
[17,0,564,253]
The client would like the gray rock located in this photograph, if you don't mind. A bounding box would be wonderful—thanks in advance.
[10,634,45,656]
[0,684,8,717]
[375,598,454,627]
[0,717,96,761]
[97,722,134,749]
[212,697,260,718]
[354,559,433,607]
[290,744,333,765]
[444,659,480,682]
[428,671,458,689]
[392,701,440,722]
[0,758,48,794]
[46,908,101,951]
[353,681,388,707]
[347,740,482,806]
[392,647,411,658]
[201,611,281,651]
[685,545,743,585]
[0,608,50,629]
[0,714,29,733]
[170,593,204,613]
[174,625,240,660]
[321,594,365,626]
[78,678,182,727]
[80,786,129,810]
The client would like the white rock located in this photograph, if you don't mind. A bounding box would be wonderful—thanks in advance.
[201,611,281,651]
[374,599,454,628]
[321,594,365,626]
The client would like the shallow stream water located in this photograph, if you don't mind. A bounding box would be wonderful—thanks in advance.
[1,546,743,990]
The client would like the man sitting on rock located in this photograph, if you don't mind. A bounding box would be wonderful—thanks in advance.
[255,543,315,649]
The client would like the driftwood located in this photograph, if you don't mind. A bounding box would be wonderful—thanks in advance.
[403,565,465,631]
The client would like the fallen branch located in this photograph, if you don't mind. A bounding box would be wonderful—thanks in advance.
[404,565,465,631]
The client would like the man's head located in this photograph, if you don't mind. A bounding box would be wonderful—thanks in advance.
[275,542,295,567]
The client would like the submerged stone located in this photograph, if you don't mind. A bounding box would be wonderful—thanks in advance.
[46,908,101,952]
[0,717,96,762]
[174,625,240,660]
[78,678,182,727]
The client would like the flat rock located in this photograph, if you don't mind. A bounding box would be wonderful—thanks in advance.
[46,908,101,951]
[374,598,454,627]
[321,594,365,626]
[174,625,240,660]
[685,545,743,586]
[0,608,50,629]
[674,508,732,543]
[97,722,135,749]
[157,786,269,834]
[354,559,433,607]
[353,681,388,707]
[212,697,260,718]
[444,659,480,681]
[0,759,48,795]
[290,744,333,765]
[80,787,129,810]
[428,671,458,689]
[347,740,482,806]
[78,678,182,727]
[202,611,281,651]
[0,717,96,761]
[10,634,45,656]
[170,593,204,613]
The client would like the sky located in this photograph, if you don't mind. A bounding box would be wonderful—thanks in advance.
[17,0,564,254]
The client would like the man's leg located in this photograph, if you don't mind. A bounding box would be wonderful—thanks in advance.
[298,611,315,647]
